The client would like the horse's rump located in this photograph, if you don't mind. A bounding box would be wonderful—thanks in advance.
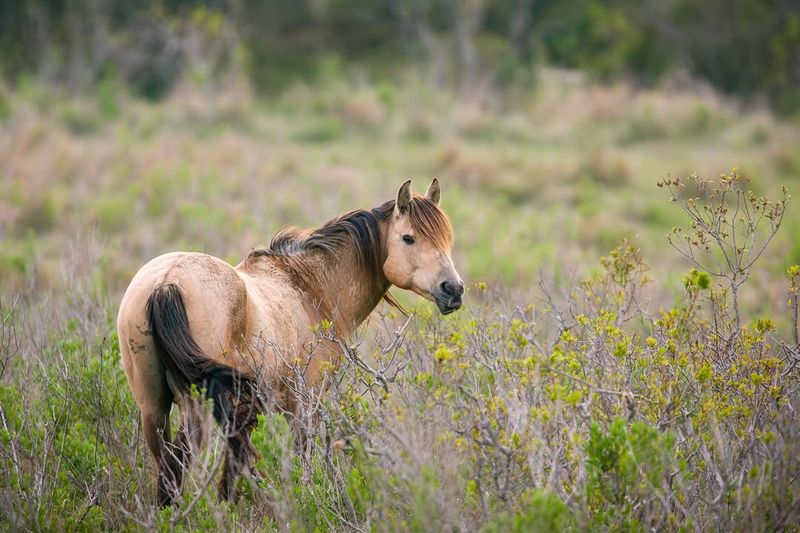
[146,283,264,445]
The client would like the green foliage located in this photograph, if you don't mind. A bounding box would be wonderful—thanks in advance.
[0,88,11,121]
[252,413,294,489]
[0,0,797,110]
[483,489,574,533]
[586,419,678,529]
[683,268,710,291]
[96,67,119,120]
[17,191,59,234]
[94,194,131,233]
[250,412,384,530]
[293,116,344,143]
[2,181,800,529]
[0,317,142,530]
[620,108,669,144]
[59,103,103,135]
[545,0,672,84]
[0,38,798,527]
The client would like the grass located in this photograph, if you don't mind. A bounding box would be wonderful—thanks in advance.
[1,69,800,530]
[1,234,798,530]
[1,70,798,300]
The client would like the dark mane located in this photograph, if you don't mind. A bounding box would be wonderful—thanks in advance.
[267,208,385,281]
[250,195,453,281]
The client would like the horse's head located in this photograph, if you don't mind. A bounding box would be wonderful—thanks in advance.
[383,179,464,315]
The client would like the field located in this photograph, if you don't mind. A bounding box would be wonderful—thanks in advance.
[1,68,800,530]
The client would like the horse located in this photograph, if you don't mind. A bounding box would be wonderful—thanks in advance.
[116,179,464,506]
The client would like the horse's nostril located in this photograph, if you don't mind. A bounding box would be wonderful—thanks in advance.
[440,280,464,296]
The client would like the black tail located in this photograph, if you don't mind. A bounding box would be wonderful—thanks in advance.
[146,283,264,439]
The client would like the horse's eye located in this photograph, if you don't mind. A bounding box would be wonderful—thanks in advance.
[402,234,415,245]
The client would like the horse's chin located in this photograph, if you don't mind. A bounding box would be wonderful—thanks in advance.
[416,288,462,314]
[434,295,462,315]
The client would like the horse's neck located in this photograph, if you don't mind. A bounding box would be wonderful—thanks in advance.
[300,245,390,337]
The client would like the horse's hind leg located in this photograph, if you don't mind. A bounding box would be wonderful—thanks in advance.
[141,396,190,507]
[218,429,254,501]
[160,422,191,507]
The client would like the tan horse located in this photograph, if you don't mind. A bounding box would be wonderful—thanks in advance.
[117,179,463,505]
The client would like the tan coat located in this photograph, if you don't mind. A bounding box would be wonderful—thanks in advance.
[117,179,464,505]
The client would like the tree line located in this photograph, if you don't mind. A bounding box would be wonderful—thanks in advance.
[1,0,798,111]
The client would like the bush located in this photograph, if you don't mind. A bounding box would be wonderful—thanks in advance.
[1,176,798,530]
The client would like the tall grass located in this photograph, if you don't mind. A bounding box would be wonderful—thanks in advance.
[1,176,798,531]
[2,71,798,303]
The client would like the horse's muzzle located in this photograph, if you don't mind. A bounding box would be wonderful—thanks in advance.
[434,280,464,314]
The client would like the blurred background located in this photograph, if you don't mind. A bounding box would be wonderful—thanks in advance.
[1,0,799,309]
[4,4,800,529]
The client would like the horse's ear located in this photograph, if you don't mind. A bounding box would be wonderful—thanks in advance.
[425,178,440,205]
[395,179,412,216]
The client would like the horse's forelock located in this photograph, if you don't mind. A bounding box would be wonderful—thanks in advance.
[372,196,453,249]
[406,196,453,249]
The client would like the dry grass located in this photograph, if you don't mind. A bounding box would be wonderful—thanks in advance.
[1,69,797,293]
[1,70,800,530]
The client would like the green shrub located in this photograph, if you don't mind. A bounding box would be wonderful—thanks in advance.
[483,490,574,532]
[93,195,131,233]
[2,171,799,531]
[620,108,669,144]
[96,67,119,120]
[59,103,103,136]
[586,418,678,529]
[17,192,58,234]
[293,116,343,143]
[0,89,11,121]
